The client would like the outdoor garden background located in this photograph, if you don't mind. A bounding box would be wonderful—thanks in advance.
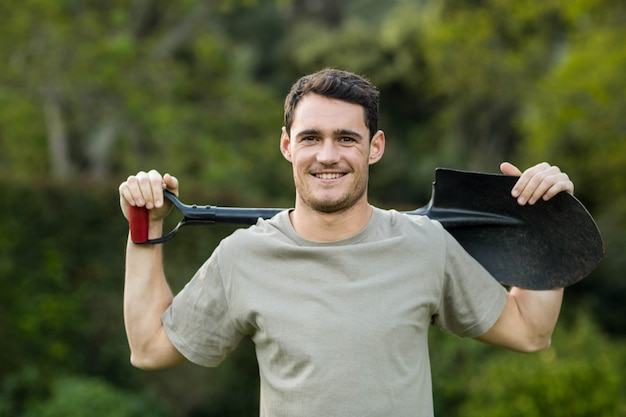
[1,0,625,415]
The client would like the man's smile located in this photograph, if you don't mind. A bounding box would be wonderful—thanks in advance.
[313,172,346,180]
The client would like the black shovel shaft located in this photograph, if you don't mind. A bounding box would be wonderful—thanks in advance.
[128,190,283,245]
[165,190,283,224]
[129,191,521,243]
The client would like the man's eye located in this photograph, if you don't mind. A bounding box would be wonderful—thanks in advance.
[340,137,356,143]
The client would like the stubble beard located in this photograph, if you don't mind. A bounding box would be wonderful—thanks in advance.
[296,174,369,214]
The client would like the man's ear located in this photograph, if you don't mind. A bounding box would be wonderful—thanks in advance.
[368,130,385,165]
[280,127,292,162]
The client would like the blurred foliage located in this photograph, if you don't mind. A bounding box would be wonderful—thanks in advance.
[1,0,625,415]
[519,0,626,210]
[430,312,626,416]
[22,375,167,417]
[0,181,259,416]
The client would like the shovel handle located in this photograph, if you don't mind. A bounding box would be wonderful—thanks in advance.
[128,205,150,243]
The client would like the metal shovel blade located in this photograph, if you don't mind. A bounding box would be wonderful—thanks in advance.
[407,168,604,290]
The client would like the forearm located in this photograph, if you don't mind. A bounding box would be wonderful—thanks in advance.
[477,286,564,352]
[123,219,176,366]
[508,287,564,349]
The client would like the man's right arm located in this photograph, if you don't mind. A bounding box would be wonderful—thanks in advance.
[119,170,186,370]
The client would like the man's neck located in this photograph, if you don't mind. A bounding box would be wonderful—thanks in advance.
[288,200,373,242]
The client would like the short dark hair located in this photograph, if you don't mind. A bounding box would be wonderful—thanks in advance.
[284,68,380,139]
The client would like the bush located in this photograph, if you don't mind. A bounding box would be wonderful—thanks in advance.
[430,313,626,417]
[22,375,167,417]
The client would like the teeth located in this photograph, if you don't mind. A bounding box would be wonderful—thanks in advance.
[316,173,343,179]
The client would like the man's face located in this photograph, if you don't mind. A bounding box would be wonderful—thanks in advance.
[281,93,384,214]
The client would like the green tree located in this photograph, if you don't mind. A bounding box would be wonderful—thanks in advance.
[0,0,288,196]
[416,0,576,169]
[518,1,626,208]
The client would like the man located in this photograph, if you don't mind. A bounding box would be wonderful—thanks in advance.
[119,68,573,416]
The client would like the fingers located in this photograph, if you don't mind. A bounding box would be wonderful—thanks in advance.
[162,173,180,197]
[507,162,574,206]
[119,170,165,209]
[499,161,522,177]
[119,170,180,215]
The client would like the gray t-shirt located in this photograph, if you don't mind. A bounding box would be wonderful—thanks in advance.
[162,207,507,417]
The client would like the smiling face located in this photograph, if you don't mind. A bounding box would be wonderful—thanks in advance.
[281,93,385,215]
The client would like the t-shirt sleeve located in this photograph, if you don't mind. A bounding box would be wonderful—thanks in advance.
[161,248,245,367]
[432,230,507,338]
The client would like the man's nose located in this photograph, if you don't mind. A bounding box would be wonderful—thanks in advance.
[317,139,340,164]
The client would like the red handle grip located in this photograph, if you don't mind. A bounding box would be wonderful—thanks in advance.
[129,205,149,243]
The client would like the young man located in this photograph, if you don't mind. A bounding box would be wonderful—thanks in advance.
[119,68,573,416]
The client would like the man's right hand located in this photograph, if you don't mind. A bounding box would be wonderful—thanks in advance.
[118,170,179,222]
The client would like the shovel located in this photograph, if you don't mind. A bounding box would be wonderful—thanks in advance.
[128,168,604,290]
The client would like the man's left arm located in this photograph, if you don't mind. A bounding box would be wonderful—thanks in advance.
[476,162,573,352]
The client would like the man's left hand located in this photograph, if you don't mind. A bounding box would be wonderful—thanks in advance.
[500,162,574,206]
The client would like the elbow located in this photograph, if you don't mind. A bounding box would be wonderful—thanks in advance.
[130,353,155,370]
[129,351,167,370]
[128,344,186,370]
[518,334,553,354]
[533,336,553,352]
